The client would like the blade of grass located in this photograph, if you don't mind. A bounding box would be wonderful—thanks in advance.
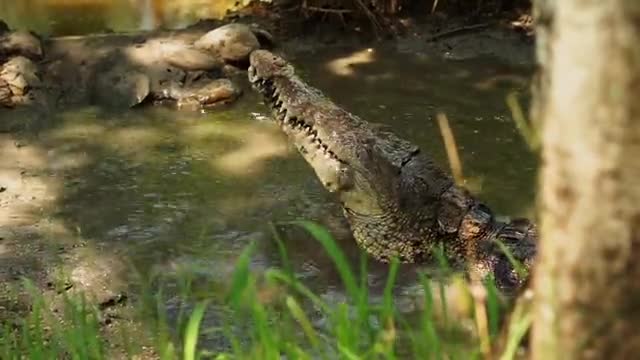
[493,240,528,280]
[500,290,533,360]
[471,283,492,359]
[251,298,278,360]
[377,258,400,359]
[437,112,464,186]
[226,241,256,308]
[506,92,540,151]
[433,245,451,327]
[22,279,50,359]
[269,222,294,278]
[500,313,531,360]
[418,273,442,359]
[286,295,319,348]
[287,221,359,301]
[333,302,358,356]
[266,269,329,313]
[175,271,195,332]
[184,300,209,360]
[152,286,178,360]
[431,0,440,13]
[337,341,364,360]
[356,253,372,344]
[382,258,400,323]
[484,278,502,338]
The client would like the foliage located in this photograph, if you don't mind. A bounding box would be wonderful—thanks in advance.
[1,222,530,359]
[1,282,106,360]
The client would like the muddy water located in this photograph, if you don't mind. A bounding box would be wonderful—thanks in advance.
[3,46,535,293]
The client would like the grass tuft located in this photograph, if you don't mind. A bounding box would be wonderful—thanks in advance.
[1,222,531,359]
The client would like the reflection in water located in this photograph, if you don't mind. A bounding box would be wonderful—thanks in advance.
[326,48,377,76]
[0,0,246,36]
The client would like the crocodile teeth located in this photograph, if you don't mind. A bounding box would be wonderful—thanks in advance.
[253,76,343,164]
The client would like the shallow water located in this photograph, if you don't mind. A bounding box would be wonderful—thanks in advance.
[4,48,535,289]
[1,1,536,350]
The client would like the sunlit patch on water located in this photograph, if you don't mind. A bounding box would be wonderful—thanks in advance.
[326,48,376,77]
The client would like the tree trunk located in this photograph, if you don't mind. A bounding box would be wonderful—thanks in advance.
[532,0,640,358]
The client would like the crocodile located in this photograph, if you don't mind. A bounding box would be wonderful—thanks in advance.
[248,50,537,290]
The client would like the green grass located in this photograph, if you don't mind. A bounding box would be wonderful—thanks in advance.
[0,221,530,359]
[1,281,106,360]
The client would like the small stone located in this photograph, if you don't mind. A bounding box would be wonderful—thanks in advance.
[2,56,40,83]
[0,56,41,106]
[0,78,11,107]
[194,23,260,62]
[176,78,241,109]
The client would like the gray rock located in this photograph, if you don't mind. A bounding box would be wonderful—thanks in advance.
[0,21,9,35]
[95,67,150,108]
[194,23,259,62]
[164,46,224,71]
[0,31,43,60]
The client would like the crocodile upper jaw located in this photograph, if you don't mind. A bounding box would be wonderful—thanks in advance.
[249,66,355,194]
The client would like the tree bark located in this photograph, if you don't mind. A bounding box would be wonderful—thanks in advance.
[532,1,640,359]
